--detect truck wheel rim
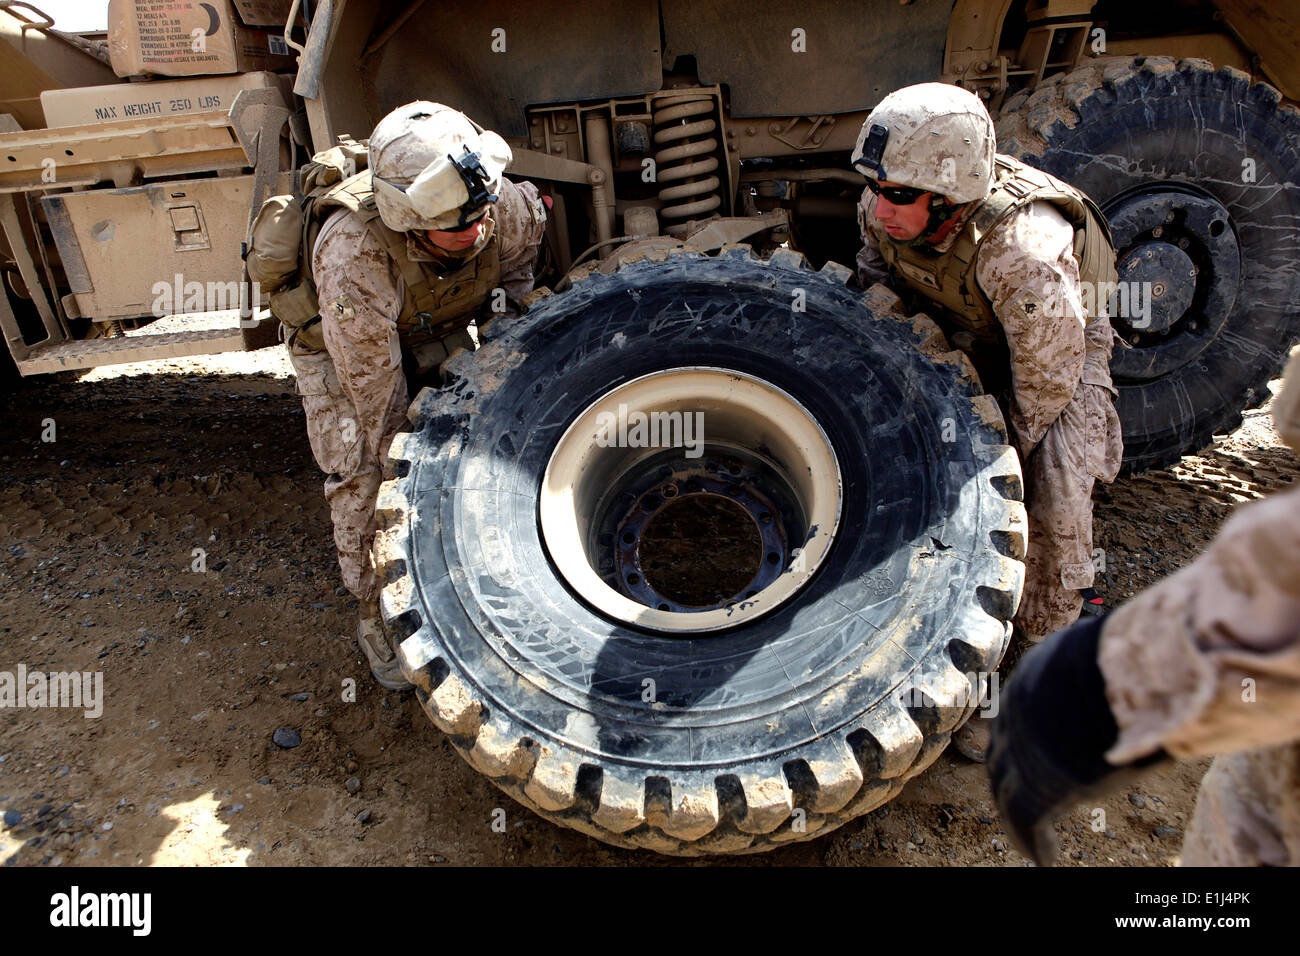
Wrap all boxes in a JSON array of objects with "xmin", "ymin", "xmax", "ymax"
[
  {"xmin": 1103, "ymin": 184, "xmax": 1241, "ymax": 381},
  {"xmin": 540, "ymin": 366, "xmax": 842, "ymax": 633}
]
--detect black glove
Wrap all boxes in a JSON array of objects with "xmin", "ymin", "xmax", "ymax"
[{"xmin": 987, "ymin": 613, "xmax": 1168, "ymax": 864}]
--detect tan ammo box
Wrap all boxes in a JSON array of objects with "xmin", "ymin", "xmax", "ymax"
[
  {"xmin": 107, "ymin": 0, "xmax": 297, "ymax": 78},
  {"xmin": 42, "ymin": 176, "xmax": 257, "ymax": 322},
  {"xmin": 40, "ymin": 71, "xmax": 287, "ymax": 127}
]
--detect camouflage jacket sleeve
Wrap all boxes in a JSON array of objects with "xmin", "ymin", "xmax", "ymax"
[
  {"xmin": 854, "ymin": 190, "xmax": 892, "ymax": 289},
  {"xmin": 311, "ymin": 209, "xmax": 409, "ymax": 464},
  {"xmin": 494, "ymin": 177, "xmax": 548, "ymax": 312},
  {"xmin": 975, "ymin": 201, "xmax": 1087, "ymax": 458},
  {"xmin": 1098, "ymin": 481, "xmax": 1300, "ymax": 764}
]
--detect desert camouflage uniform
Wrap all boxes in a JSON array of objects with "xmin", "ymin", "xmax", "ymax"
[
  {"xmin": 289, "ymin": 177, "xmax": 546, "ymax": 601},
  {"xmin": 858, "ymin": 193, "xmax": 1123, "ymax": 639},
  {"xmin": 1096, "ymin": 354, "xmax": 1300, "ymax": 864}
]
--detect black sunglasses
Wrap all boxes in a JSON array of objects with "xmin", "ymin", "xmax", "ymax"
[{"xmin": 863, "ymin": 178, "xmax": 928, "ymax": 205}]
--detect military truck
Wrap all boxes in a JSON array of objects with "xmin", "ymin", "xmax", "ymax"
[{"xmin": 2, "ymin": 0, "xmax": 1298, "ymax": 855}]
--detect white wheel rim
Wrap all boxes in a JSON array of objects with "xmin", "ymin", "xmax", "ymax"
[{"xmin": 539, "ymin": 367, "xmax": 842, "ymax": 633}]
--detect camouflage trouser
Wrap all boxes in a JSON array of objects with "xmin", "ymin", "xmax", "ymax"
[
  {"xmin": 288, "ymin": 337, "xmax": 402, "ymax": 603},
  {"xmin": 288, "ymin": 328, "xmax": 474, "ymax": 602},
  {"xmin": 1016, "ymin": 381, "xmax": 1115, "ymax": 639},
  {"xmin": 1182, "ymin": 744, "xmax": 1300, "ymax": 866}
]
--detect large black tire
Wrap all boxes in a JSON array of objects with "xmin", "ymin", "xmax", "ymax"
[
  {"xmin": 996, "ymin": 56, "xmax": 1300, "ymax": 473},
  {"xmin": 374, "ymin": 246, "xmax": 1025, "ymax": 855}
]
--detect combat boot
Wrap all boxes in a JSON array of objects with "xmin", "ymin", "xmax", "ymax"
[
  {"xmin": 1079, "ymin": 586, "xmax": 1106, "ymax": 616},
  {"xmin": 356, "ymin": 600, "xmax": 414, "ymax": 691}
]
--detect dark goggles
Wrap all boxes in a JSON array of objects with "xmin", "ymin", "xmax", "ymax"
[{"xmin": 863, "ymin": 177, "xmax": 929, "ymax": 206}]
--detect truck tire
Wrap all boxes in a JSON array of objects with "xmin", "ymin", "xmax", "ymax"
[
  {"xmin": 374, "ymin": 246, "xmax": 1025, "ymax": 855},
  {"xmin": 996, "ymin": 56, "xmax": 1300, "ymax": 472}
]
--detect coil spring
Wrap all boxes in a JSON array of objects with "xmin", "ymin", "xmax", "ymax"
[{"xmin": 652, "ymin": 94, "xmax": 721, "ymax": 221}]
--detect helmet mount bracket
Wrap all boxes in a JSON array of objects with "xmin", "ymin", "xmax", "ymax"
[
  {"xmin": 449, "ymin": 145, "xmax": 499, "ymax": 230},
  {"xmin": 856, "ymin": 123, "xmax": 890, "ymax": 178}
]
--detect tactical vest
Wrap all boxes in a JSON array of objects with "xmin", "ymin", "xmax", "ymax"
[
  {"xmin": 874, "ymin": 154, "xmax": 1118, "ymax": 348},
  {"xmin": 308, "ymin": 172, "xmax": 501, "ymax": 350}
]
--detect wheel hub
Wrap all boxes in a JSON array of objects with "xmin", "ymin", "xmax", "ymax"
[
  {"xmin": 1116, "ymin": 241, "xmax": 1197, "ymax": 333},
  {"xmin": 539, "ymin": 367, "xmax": 842, "ymax": 634},
  {"xmin": 611, "ymin": 456, "xmax": 791, "ymax": 612},
  {"xmin": 1102, "ymin": 186, "xmax": 1241, "ymax": 381}
]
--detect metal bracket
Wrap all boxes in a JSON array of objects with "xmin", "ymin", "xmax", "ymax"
[
  {"xmin": 679, "ymin": 211, "xmax": 790, "ymax": 252},
  {"xmin": 0, "ymin": 1, "xmax": 54, "ymax": 32},
  {"xmin": 229, "ymin": 87, "xmax": 292, "ymax": 230},
  {"xmin": 769, "ymin": 115, "xmax": 836, "ymax": 151},
  {"xmin": 0, "ymin": 194, "xmax": 63, "ymax": 347}
]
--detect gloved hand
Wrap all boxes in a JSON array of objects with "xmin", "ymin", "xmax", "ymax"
[{"xmin": 987, "ymin": 613, "xmax": 1167, "ymax": 864}]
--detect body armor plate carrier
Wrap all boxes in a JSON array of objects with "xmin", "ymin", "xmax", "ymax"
[{"xmin": 874, "ymin": 154, "xmax": 1118, "ymax": 350}]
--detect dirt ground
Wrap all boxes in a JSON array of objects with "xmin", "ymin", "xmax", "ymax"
[{"xmin": 0, "ymin": 341, "xmax": 1292, "ymax": 867}]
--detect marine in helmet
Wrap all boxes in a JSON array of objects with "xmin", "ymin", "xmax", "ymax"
[
  {"xmin": 287, "ymin": 102, "xmax": 547, "ymax": 689},
  {"xmin": 852, "ymin": 83, "xmax": 1124, "ymax": 760}
]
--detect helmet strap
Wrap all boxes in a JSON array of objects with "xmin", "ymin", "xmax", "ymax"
[{"xmin": 892, "ymin": 196, "xmax": 964, "ymax": 247}]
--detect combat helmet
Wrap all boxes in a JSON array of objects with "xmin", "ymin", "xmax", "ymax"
[
  {"xmin": 851, "ymin": 83, "xmax": 995, "ymax": 205},
  {"xmin": 369, "ymin": 101, "xmax": 513, "ymax": 234}
]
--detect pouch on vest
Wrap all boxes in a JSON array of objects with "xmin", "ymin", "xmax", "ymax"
[
  {"xmin": 244, "ymin": 136, "xmax": 371, "ymax": 348},
  {"xmin": 269, "ymin": 282, "xmax": 320, "ymax": 330},
  {"xmin": 246, "ymin": 188, "xmax": 322, "ymax": 341},
  {"xmin": 287, "ymin": 317, "xmax": 326, "ymax": 353},
  {"xmin": 299, "ymin": 138, "xmax": 369, "ymax": 195},
  {"xmin": 245, "ymin": 195, "xmax": 303, "ymax": 295}
]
